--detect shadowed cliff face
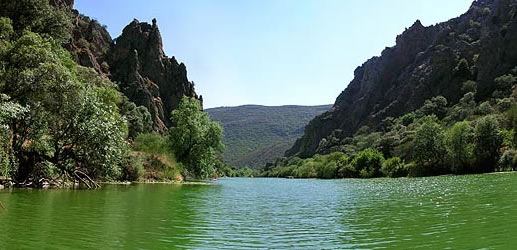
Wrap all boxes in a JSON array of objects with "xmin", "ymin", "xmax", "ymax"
[
  {"xmin": 56, "ymin": 1, "xmax": 200, "ymax": 132},
  {"xmin": 288, "ymin": 0, "xmax": 517, "ymax": 158},
  {"xmin": 109, "ymin": 19, "xmax": 200, "ymax": 131}
]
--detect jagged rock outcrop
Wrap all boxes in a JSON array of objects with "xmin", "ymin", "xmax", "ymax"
[
  {"xmin": 67, "ymin": 14, "xmax": 113, "ymax": 75},
  {"xmin": 288, "ymin": 0, "xmax": 517, "ymax": 157},
  {"xmin": 50, "ymin": 0, "xmax": 112, "ymax": 75},
  {"xmin": 109, "ymin": 19, "xmax": 200, "ymax": 131},
  {"xmin": 54, "ymin": 2, "xmax": 201, "ymax": 132}
]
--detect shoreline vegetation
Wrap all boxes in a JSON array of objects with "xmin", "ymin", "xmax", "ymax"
[
  {"xmin": 245, "ymin": 77, "xmax": 517, "ymax": 180},
  {"xmin": 0, "ymin": 1, "xmax": 228, "ymax": 189}
]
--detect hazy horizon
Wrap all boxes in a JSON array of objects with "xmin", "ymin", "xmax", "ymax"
[{"xmin": 76, "ymin": 0, "xmax": 473, "ymax": 109}]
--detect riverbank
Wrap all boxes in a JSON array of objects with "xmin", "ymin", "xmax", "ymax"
[{"xmin": 0, "ymin": 177, "xmax": 213, "ymax": 190}]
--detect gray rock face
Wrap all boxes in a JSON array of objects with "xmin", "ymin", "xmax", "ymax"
[
  {"xmin": 288, "ymin": 0, "xmax": 517, "ymax": 157},
  {"xmin": 66, "ymin": 13, "xmax": 113, "ymax": 76}
]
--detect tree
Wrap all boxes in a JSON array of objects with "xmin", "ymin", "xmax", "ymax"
[
  {"xmin": 474, "ymin": 116, "xmax": 503, "ymax": 173},
  {"xmin": 446, "ymin": 121, "xmax": 474, "ymax": 173},
  {"xmin": 382, "ymin": 157, "xmax": 407, "ymax": 178},
  {"xmin": 0, "ymin": 0, "xmax": 73, "ymax": 43},
  {"xmin": 120, "ymin": 99, "xmax": 153, "ymax": 139},
  {"xmin": 169, "ymin": 97, "xmax": 224, "ymax": 179},
  {"xmin": 350, "ymin": 148, "xmax": 384, "ymax": 178},
  {"xmin": 0, "ymin": 94, "xmax": 27, "ymax": 178},
  {"xmin": 0, "ymin": 15, "xmax": 129, "ymax": 185},
  {"xmin": 419, "ymin": 96, "xmax": 448, "ymax": 119},
  {"xmin": 413, "ymin": 116, "xmax": 447, "ymax": 175}
]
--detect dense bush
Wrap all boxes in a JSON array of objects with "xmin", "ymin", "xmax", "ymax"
[
  {"xmin": 351, "ymin": 149, "xmax": 385, "ymax": 178},
  {"xmin": 446, "ymin": 121, "xmax": 475, "ymax": 174},
  {"xmin": 121, "ymin": 154, "xmax": 144, "ymax": 181},
  {"xmin": 413, "ymin": 116, "xmax": 447, "ymax": 175},
  {"xmin": 474, "ymin": 116, "xmax": 503, "ymax": 172},
  {"xmin": 382, "ymin": 157, "xmax": 407, "ymax": 178}
]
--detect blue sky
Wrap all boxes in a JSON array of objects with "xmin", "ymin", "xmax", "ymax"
[{"xmin": 76, "ymin": 0, "xmax": 473, "ymax": 108}]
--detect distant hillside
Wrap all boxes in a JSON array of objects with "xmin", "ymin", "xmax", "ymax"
[{"xmin": 206, "ymin": 105, "xmax": 331, "ymax": 168}]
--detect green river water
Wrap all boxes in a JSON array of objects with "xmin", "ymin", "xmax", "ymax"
[{"xmin": 1, "ymin": 174, "xmax": 517, "ymax": 249}]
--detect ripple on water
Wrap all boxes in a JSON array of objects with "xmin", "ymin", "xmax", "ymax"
[{"xmin": 1, "ymin": 174, "xmax": 517, "ymax": 248}]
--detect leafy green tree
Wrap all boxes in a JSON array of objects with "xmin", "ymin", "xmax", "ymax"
[
  {"xmin": 316, "ymin": 162, "xmax": 338, "ymax": 179},
  {"xmin": 0, "ymin": 0, "xmax": 73, "ymax": 43},
  {"xmin": 446, "ymin": 121, "xmax": 474, "ymax": 173},
  {"xmin": 350, "ymin": 148, "xmax": 384, "ymax": 178},
  {"xmin": 120, "ymin": 99, "xmax": 153, "ymax": 139},
  {"xmin": 413, "ymin": 116, "xmax": 447, "ymax": 175},
  {"xmin": 0, "ymin": 15, "xmax": 129, "ymax": 184},
  {"xmin": 498, "ymin": 149, "xmax": 517, "ymax": 171},
  {"xmin": 169, "ymin": 97, "xmax": 224, "ymax": 179},
  {"xmin": 419, "ymin": 96, "xmax": 448, "ymax": 119},
  {"xmin": 381, "ymin": 157, "xmax": 407, "ymax": 178},
  {"xmin": 461, "ymin": 80, "xmax": 477, "ymax": 94},
  {"xmin": 506, "ymin": 104, "xmax": 517, "ymax": 130},
  {"xmin": 475, "ymin": 101, "xmax": 494, "ymax": 115},
  {"xmin": 0, "ymin": 94, "xmax": 27, "ymax": 177},
  {"xmin": 474, "ymin": 116, "xmax": 503, "ymax": 173}
]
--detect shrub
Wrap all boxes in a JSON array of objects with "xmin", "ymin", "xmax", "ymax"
[
  {"xmin": 498, "ymin": 149, "xmax": 517, "ymax": 171},
  {"xmin": 382, "ymin": 157, "xmax": 407, "ymax": 178},
  {"xmin": 419, "ymin": 96, "xmax": 448, "ymax": 119},
  {"xmin": 407, "ymin": 162, "xmax": 427, "ymax": 177},
  {"xmin": 474, "ymin": 116, "xmax": 503, "ymax": 172},
  {"xmin": 133, "ymin": 133, "xmax": 169, "ymax": 155},
  {"xmin": 337, "ymin": 164, "xmax": 359, "ymax": 178},
  {"xmin": 446, "ymin": 121, "xmax": 475, "ymax": 174},
  {"xmin": 413, "ymin": 116, "xmax": 447, "ymax": 173},
  {"xmin": 121, "ymin": 154, "xmax": 144, "ymax": 181},
  {"xmin": 317, "ymin": 162, "xmax": 338, "ymax": 179},
  {"xmin": 350, "ymin": 148, "xmax": 385, "ymax": 178},
  {"xmin": 462, "ymin": 80, "xmax": 477, "ymax": 94},
  {"xmin": 470, "ymin": 20, "xmax": 481, "ymax": 28}
]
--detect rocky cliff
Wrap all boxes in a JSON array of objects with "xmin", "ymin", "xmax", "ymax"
[
  {"xmin": 288, "ymin": 0, "xmax": 517, "ymax": 157},
  {"xmin": 53, "ymin": 1, "xmax": 200, "ymax": 132},
  {"xmin": 110, "ymin": 19, "xmax": 200, "ymax": 131}
]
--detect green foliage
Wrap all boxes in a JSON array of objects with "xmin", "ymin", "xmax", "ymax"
[
  {"xmin": 121, "ymin": 99, "xmax": 153, "ymax": 139},
  {"xmin": 0, "ymin": 0, "xmax": 73, "ymax": 43},
  {"xmin": 121, "ymin": 154, "xmax": 144, "ymax": 181},
  {"xmin": 446, "ymin": 121, "xmax": 475, "ymax": 173},
  {"xmin": 474, "ymin": 116, "xmax": 503, "ymax": 172},
  {"xmin": 0, "ymin": 5, "xmax": 134, "ymax": 185},
  {"xmin": 494, "ymin": 74, "xmax": 516, "ymax": 97},
  {"xmin": 454, "ymin": 58, "xmax": 471, "ymax": 76},
  {"xmin": 413, "ymin": 116, "xmax": 447, "ymax": 174},
  {"xmin": 476, "ymin": 101, "xmax": 494, "ymax": 115},
  {"xmin": 462, "ymin": 80, "xmax": 477, "ymax": 94},
  {"xmin": 469, "ymin": 20, "xmax": 482, "ymax": 29},
  {"xmin": 381, "ymin": 157, "xmax": 407, "ymax": 178},
  {"xmin": 133, "ymin": 133, "xmax": 170, "ymax": 155},
  {"xmin": 350, "ymin": 148, "xmax": 384, "ymax": 178},
  {"xmin": 419, "ymin": 96, "xmax": 448, "ymax": 119},
  {"xmin": 169, "ymin": 97, "xmax": 224, "ymax": 179},
  {"xmin": 498, "ymin": 149, "xmax": 517, "ymax": 171}
]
